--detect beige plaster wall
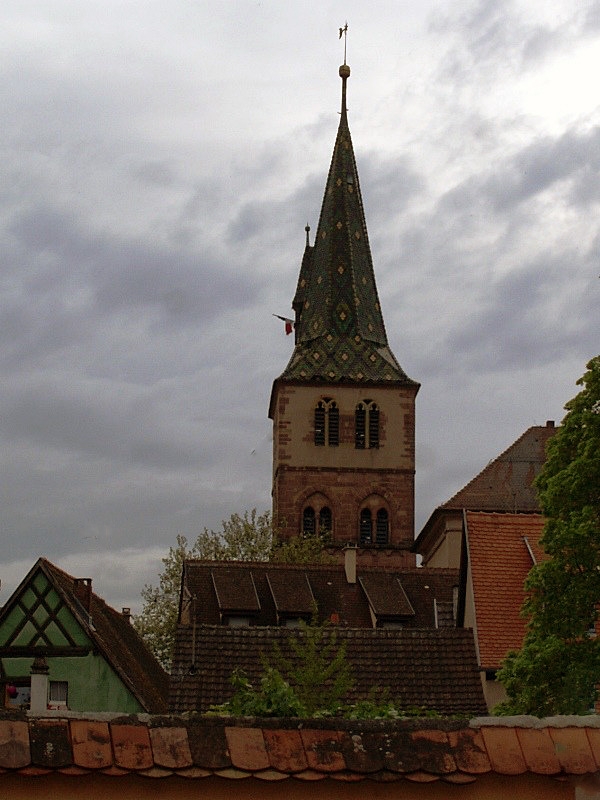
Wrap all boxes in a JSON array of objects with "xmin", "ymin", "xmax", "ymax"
[{"xmin": 272, "ymin": 384, "xmax": 416, "ymax": 473}]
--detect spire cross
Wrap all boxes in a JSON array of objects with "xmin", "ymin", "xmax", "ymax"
[{"xmin": 339, "ymin": 22, "xmax": 348, "ymax": 65}]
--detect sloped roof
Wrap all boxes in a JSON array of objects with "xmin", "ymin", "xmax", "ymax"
[
  {"xmin": 181, "ymin": 560, "xmax": 459, "ymax": 629},
  {"xmin": 168, "ymin": 626, "xmax": 486, "ymax": 715},
  {"xmin": 275, "ymin": 65, "xmax": 417, "ymax": 388},
  {"xmin": 0, "ymin": 558, "xmax": 168, "ymax": 712},
  {"xmin": 444, "ymin": 423, "xmax": 557, "ymax": 513},
  {"xmin": 4, "ymin": 713, "xmax": 600, "ymax": 784},
  {"xmin": 466, "ymin": 512, "xmax": 547, "ymax": 670}
]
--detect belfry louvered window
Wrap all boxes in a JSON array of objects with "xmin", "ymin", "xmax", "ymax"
[
  {"xmin": 314, "ymin": 399, "xmax": 338, "ymax": 446},
  {"xmin": 314, "ymin": 403, "xmax": 326, "ymax": 446},
  {"xmin": 368, "ymin": 404, "xmax": 380, "ymax": 449},
  {"xmin": 375, "ymin": 509, "xmax": 389, "ymax": 545},
  {"xmin": 355, "ymin": 402, "xmax": 379, "ymax": 449},
  {"xmin": 355, "ymin": 404, "xmax": 366, "ymax": 449}
]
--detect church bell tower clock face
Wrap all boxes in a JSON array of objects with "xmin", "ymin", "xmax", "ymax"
[{"xmin": 269, "ymin": 62, "xmax": 419, "ymax": 566}]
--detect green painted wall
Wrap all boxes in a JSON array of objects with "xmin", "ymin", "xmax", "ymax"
[{"xmin": 2, "ymin": 654, "xmax": 144, "ymax": 713}]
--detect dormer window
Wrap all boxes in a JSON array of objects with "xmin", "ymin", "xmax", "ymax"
[
  {"xmin": 314, "ymin": 400, "xmax": 339, "ymax": 446},
  {"xmin": 355, "ymin": 402, "xmax": 379, "ymax": 449}
]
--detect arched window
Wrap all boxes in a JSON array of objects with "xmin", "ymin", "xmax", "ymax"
[
  {"xmin": 303, "ymin": 507, "xmax": 315, "ymax": 536},
  {"xmin": 355, "ymin": 401, "xmax": 380, "ymax": 449},
  {"xmin": 314, "ymin": 403, "xmax": 325, "ymax": 446},
  {"xmin": 369, "ymin": 404, "xmax": 380, "ymax": 449},
  {"xmin": 359, "ymin": 509, "xmax": 372, "ymax": 544},
  {"xmin": 375, "ymin": 509, "xmax": 389, "ymax": 545},
  {"xmin": 355, "ymin": 404, "xmax": 366, "ymax": 449},
  {"xmin": 319, "ymin": 506, "xmax": 332, "ymax": 535},
  {"xmin": 328, "ymin": 403, "xmax": 339, "ymax": 446},
  {"xmin": 314, "ymin": 399, "xmax": 339, "ymax": 446}
]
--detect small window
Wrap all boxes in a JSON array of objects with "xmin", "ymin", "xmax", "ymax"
[
  {"xmin": 48, "ymin": 680, "xmax": 68, "ymax": 709},
  {"xmin": 355, "ymin": 404, "xmax": 366, "ymax": 449},
  {"xmin": 303, "ymin": 506, "xmax": 316, "ymax": 536},
  {"xmin": 375, "ymin": 509, "xmax": 389, "ymax": 545},
  {"xmin": 227, "ymin": 616, "xmax": 251, "ymax": 627},
  {"xmin": 359, "ymin": 509, "xmax": 372, "ymax": 544},
  {"xmin": 4, "ymin": 682, "xmax": 30, "ymax": 710}
]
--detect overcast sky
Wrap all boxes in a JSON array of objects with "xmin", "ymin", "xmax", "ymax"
[{"xmin": 1, "ymin": 0, "xmax": 598, "ymax": 612}]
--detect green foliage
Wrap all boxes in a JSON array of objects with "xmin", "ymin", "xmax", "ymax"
[
  {"xmin": 497, "ymin": 356, "xmax": 600, "ymax": 715},
  {"xmin": 134, "ymin": 509, "xmax": 273, "ymax": 669},
  {"xmin": 210, "ymin": 668, "xmax": 306, "ymax": 718},
  {"xmin": 212, "ymin": 620, "xmax": 354, "ymax": 718},
  {"xmin": 271, "ymin": 530, "xmax": 335, "ymax": 565},
  {"xmin": 134, "ymin": 509, "xmax": 332, "ymax": 670},
  {"xmin": 272, "ymin": 620, "xmax": 354, "ymax": 716}
]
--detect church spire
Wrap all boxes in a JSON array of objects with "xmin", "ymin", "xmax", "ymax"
[{"xmin": 281, "ymin": 64, "xmax": 416, "ymax": 386}]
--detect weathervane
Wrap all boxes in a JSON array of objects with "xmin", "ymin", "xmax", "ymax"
[{"xmin": 339, "ymin": 22, "xmax": 348, "ymax": 65}]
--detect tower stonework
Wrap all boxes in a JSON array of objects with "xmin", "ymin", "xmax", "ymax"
[{"xmin": 269, "ymin": 65, "xmax": 419, "ymax": 567}]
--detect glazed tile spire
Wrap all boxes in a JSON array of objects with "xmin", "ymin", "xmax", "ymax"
[{"xmin": 281, "ymin": 64, "xmax": 416, "ymax": 385}]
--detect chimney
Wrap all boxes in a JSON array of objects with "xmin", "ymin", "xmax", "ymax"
[
  {"xmin": 29, "ymin": 656, "xmax": 49, "ymax": 714},
  {"xmin": 121, "ymin": 607, "xmax": 131, "ymax": 623},
  {"xmin": 546, "ymin": 420, "xmax": 555, "ymax": 428},
  {"xmin": 344, "ymin": 546, "xmax": 357, "ymax": 584},
  {"xmin": 73, "ymin": 578, "xmax": 92, "ymax": 612}
]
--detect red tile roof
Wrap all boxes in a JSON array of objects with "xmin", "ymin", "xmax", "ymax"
[
  {"xmin": 2, "ymin": 713, "xmax": 600, "ymax": 784},
  {"xmin": 169, "ymin": 626, "xmax": 487, "ymax": 715},
  {"xmin": 466, "ymin": 512, "xmax": 547, "ymax": 669}
]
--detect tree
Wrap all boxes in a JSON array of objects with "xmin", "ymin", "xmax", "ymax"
[
  {"xmin": 497, "ymin": 356, "xmax": 600, "ymax": 715},
  {"xmin": 134, "ymin": 509, "xmax": 331, "ymax": 670},
  {"xmin": 134, "ymin": 509, "xmax": 273, "ymax": 669},
  {"xmin": 210, "ymin": 619, "xmax": 354, "ymax": 718}
]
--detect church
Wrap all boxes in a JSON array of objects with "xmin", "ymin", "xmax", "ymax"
[{"xmin": 269, "ymin": 61, "xmax": 419, "ymax": 568}]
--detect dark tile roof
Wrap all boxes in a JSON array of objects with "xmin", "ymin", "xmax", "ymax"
[
  {"xmin": 465, "ymin": 512, "xmax": 547, "ymax": 670},
  {"xmin": 3, "ymin": 712, "xmax": 600, "ymax": 785},
  {"xmin": 0, "ymin": 558, "xmax": 168, "ymax": 712},
  {"xmin": 443, "ymin": 423, "xmax": 557, "ymax": 513},
  {"xmin": 168, "ymin": 626, "xmax": 486, "ymax": 715},
  {"xmin": 182, "ymin": 560, "xmax": 459, "ymax": 629},
  {"xmin": 274, "ymin": 68, "xmax": 417, "ymax": 388}
]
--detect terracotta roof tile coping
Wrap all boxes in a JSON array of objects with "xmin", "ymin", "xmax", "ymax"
[{"xmin": 3, "ymin": 713, "xmax": 600, "ymax": 783}]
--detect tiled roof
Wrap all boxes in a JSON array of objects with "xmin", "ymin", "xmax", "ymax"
[
  {"xmin": 0, "ymin": 558, "xmax": 168, "ymax": 712},
  {"xmin": 444, "ymin": 423, "xmax": 557, "ymax": 513},
  {"xmin": 169, "ymin": 626, "xmax": 486, "ymax": 715},
  {"xmin": 182, "ymin": 560, "xmax": 459, "ymax": 629},
  {"xmin": 466, "ymin": 512, "xmax": 547, "ymax": 670},
  {"xmin": 275, "ymin": 67, "xmax": 416, "ymax": 388},
  {"xmin": 3, "ymin": 713, "xmax": 600, "ymax": 784}
]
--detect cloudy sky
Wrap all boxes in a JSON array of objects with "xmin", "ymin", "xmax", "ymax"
[{"xmin": 1, "ymin": 0, "xmax": 598, "ymax": 611}]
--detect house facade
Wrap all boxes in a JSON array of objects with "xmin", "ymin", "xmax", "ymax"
[{"xmin": 0, "ymin": 558, "xmax": 167, "ymax": 713}]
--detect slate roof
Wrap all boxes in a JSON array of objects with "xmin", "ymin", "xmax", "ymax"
[
  {"xmin": 443, "ymin": 423, "xmax": 557, "ymax": 513},
  {"xmin": 275, "ymin": 65, "xmax": 417, "ymax": 388},
  {"xmin": 0, "ymin": 558, "xmax": 168, "ymax": 713},
  {"xmin": 465, "ymin": 512, "xmax": 547, "ymax": 670},
  {"xmin": 181, "ymin": 560, "xmax": 459, "ymax": 629},
  {"xmin": 4, "ymin": 713, "xmax": 600, "ymax": 785},
  {"xmin": 168, "ymin": 626, "xmax": 486, "ymax": 715}
]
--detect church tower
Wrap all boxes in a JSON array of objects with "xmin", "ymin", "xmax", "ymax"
[{"xmin": 269, "ymin": 63, "xmax": 419, "ymax": 566}]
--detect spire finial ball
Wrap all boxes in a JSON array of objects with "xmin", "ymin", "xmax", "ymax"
[{"xmin": 339, "ymin": 64, "xmax": 350, "ymax": 79}]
